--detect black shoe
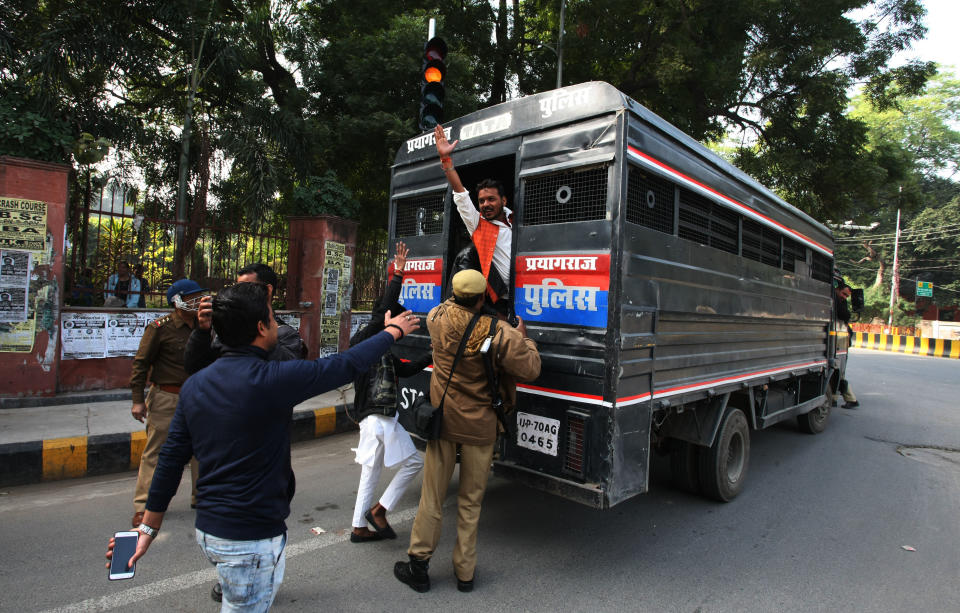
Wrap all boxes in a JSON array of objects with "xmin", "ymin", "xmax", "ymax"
[
  {"xmin": 457, "ymin": 576, "xmax": 474, "ymax": 593},
  {"xmin": 366, "ymin": 509, "xmax": 397, "ymax": 539},
  {"xmin": 842, "ymin": 401, "xmax": 859, "ymax": 409},
  {"xmin": 211, "ymin": 582, "xmax": 222, "ymax": 602},
  {"xmin": 350, "ymin": 531, "xmax": 383, "ymax": 543},
  {"xmin": 394, "ymin": 555, "xmax": 430, "ymax": 593}
]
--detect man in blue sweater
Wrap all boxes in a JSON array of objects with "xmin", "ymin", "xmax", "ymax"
[{"xmin": 106, "ymin": 282, "xmax": 420, "ymax": 611}]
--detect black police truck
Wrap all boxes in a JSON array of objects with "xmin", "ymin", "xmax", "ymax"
[{"xmin": 388, "ymin": 82, "xmax": 847, "ymax": 508}]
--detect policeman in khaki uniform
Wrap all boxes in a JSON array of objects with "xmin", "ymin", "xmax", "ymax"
[
  {"xmin": 395, "ymin": 270, "xmax": 541, "ymax": 594},
  {"xmin": 130, "ymin": 279, "xmax": 206, "ymax": 528}
]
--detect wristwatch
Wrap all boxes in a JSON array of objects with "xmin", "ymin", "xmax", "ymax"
[{"xmin": 137, "ymin": 523, "xmax": 159, "ymax": 538}]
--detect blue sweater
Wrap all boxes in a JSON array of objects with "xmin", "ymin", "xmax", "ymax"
[{"xmin": 146, "ymin": 331, "xmax": 395, "ymax": 541}]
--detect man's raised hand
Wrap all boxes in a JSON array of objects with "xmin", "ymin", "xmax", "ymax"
[
  {"xmin": 384, "ymin": 309, "xmax": 420, "ymax": 339},
  {"xmin": 434, "ymin": 124, "xmax": 458, "ymax": 158},
  {"xmin": 395, "ymin": 242, "xmax": 409, "ymax": 273}
]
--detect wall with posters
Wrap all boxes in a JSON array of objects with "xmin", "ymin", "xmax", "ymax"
[
  {"xmin": 0, "ymin": 157, "xmax": 69, "ymax": 397},
  {"xmin": 57, "ymin": 308, "xmax": 304, "ymax": 392}
]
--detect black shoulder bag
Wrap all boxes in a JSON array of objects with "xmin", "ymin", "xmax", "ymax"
[
  {"xmin": 480, "ymin": 317, "xmax": 514, "ymax": 439},
  {"xmin": 407, "ymin": 312, "xmax": 483, "ymax": 440}
]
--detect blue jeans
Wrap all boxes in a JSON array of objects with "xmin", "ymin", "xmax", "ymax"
[{"xmin": 196, "ymin": 529, "xmax": 286, "ymax": 612}]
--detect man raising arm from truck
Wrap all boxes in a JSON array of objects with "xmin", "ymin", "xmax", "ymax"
[{"xmin": 434, "ymin": 124, "xmax": 513, "ymax": 316}]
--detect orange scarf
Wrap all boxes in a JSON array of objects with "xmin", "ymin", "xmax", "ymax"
[{"xmin": 471, "ymin": 220, "xmax": 500, "ymax": 302}]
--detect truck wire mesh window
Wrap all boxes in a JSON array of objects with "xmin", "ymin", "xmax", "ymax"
[
  {"xmin": 811, "ymin": 251, "xmax": 832, "ymax": 282},
  {"xmin": 742, "ymin": 218, "xmax": 781, "ymax": 267},
  {"xmin": 394, "ymin": 192, "xmax": 445, "ymax": 237},
  {"xmin": 782, "ymin": 238, "xmax": 806, "ymax": 273},
  {"xmin": 522, "ymin": 165, "xmax": 608, "ymax": 225},
  {"xmin": 626, "ymin": 166, "xmax": 675, "ymax": 234},
  {"xmin": 677, "ymin": 188, "xmax": 738, "ymax": 255}
]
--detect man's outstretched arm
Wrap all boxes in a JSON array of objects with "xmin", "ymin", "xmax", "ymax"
[{"xmin": 435, "ymin": 124, "xmax": 466, "ymax": 193}]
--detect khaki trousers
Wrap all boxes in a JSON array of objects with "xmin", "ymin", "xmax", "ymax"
[
  {"xmin": 408, "ymin": 438, "xmax": 495, "ymax": 582},
  {"xmin": 133, "ymin": 387, "xmax": 198, "ymax": 512}
]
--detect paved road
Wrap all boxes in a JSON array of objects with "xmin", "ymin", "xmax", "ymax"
[{"xmin": 1, "ymin": 349, "xmax": 957, "ymax": 612}]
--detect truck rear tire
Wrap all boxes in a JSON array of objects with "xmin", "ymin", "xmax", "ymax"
[
  {"xmin": 698, "ymin": 407, "xmax": 750, "ymax": 502},
  {"xmin": 797, "ymin": 401, "xmax": 830, "ymax": 434},
  {"xmin": 669, "ymin": 440, "xmax": 701, "ymax": 494}
]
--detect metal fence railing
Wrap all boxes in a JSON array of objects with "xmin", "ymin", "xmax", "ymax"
[{"xmin": 66, "ymin": 181, "xmax": 289, "ymax": 308}]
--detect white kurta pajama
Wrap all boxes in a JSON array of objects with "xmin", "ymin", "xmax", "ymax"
[{"xmin": 352, "ymin": 413, "xmax": 423, "ymax": 528}]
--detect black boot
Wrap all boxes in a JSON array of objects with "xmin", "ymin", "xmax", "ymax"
[{"xmin": 394, "ymin": 555, "xmax": 430, "ymax": 593}]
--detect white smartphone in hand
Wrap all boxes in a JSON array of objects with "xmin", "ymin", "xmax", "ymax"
[{"xmin": 108, "ymin": 531, "xmax": 138, "ymax": 580}]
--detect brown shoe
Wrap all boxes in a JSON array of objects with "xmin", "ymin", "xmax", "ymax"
[{"xmin": 131, "ymin": 511, "xmax": 144, "ymax": 528}]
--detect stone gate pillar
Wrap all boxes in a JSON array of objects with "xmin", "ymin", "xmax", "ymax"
[{"xmin": 286, "ymin": 215, "xmax": 358, "ymax": 359}]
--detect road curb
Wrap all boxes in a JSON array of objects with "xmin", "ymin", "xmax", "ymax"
[
  {"xmin": 0, "ymin": 403, "xmax": 359, "ymax": 488},
  {"xmin": 852, "ymin": 333, "xmax": 960, "ymax": 359},
  {"xmin": 0, "ymin": 390, "xmax": 130, "ymax": 410}
]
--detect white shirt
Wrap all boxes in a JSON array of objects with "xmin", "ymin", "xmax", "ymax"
[{"xmin": 453, "ymin": 189, "xmax": 513, "ymax": 284}]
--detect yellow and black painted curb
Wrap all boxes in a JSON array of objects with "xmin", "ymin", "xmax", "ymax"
[
  {"xmin": 0, "ymin": 403, "xmax": 357, "ymax": 489},
  {"xmin": 852, "ymin": 332, "xmax": 960, "ymax": 359}
]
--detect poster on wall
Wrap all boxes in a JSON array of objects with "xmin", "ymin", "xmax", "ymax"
[
  {"xmin": 278, "ymin": 312, "xmax": 301, "ymax": 332},
  {"xmin": 0, "ymin": 250, "xmax": 31, "ymax": 323},
  {"xmin": 0, "ymin": 198, "xmax": 47, "ymax": 252},
  {"xmin": 350, "ymin": 313, "xmax": 372, "ymax": 338},
  {"xmin": 320, "ymin": 240, "xmax": 346, "ymax": 351},
  {"xmin": 105, "ymin": 312, "xmax": 146, "ymax": 357},
  {"xmin": 340, "ymin": 255, "xmax": 353, "ymax": 312},
  {"xmin": 0, "ymin": 319, "xmax": 36, "ymax": 352},
  {"xmin": 61, "ymin": 312, "xmax": 108, "ymax": 359}
]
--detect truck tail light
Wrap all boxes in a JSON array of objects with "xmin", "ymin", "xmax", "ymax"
[{"xmin": 563, "ymin": 410, "xmax": 588, "ymax": 477}]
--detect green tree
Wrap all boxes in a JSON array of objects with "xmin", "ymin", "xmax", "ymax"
[{"xmin": 835, "ymin": 69, "xmax": 960, "ymax": 299}]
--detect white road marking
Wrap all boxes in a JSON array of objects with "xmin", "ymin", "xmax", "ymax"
[{"xmin": 39, "ymin": 503, "xmax": 435, "ymax": 613}]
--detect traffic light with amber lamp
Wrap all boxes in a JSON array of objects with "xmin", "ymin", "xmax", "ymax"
[{"xmin": 418, "ymin": 37, "xmax": 447, "ymax": 132}]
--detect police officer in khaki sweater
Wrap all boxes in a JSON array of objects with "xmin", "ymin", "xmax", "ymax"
[
  {"xmin": 395, "ymin": 269, "xmax": 541, "ymax": 593},
  {"xmin": 129, "ymin": 279, "xmax": 205, "ymax": 528}
]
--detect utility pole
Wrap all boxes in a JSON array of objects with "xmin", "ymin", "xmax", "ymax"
[
  {"xmin": 557, "ymin": 0, "xmax": 566, "ymax": 89},
  {"xmin": 887, "ymin": 207, "xmax": 901, "ymax": 329}
]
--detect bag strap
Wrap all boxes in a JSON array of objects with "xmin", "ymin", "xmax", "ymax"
[
  {"xmin": 480, "ymin": 317, "xmax": 513, "ymax": 439},
  {"xmin": 437, "ymin": 311, "xmax": 483, "ymax": 409}
]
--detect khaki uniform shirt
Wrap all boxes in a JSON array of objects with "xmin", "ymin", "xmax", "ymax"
[
  {"xmin": 130, "ymin": 310, "xmax": 194, "ymax": 403},
  {"xmin": 427, "ymin": 299, "xmax": 541, "ymax": 446}
]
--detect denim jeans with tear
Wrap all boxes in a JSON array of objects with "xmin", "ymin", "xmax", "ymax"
[{"xmin": 196, "ymin": 529, "xmax": 286, "ymax": 612}]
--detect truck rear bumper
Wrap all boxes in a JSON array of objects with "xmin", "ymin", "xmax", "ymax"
[{"xmin": 493, "ymin": 460, "xmax": 606, "ymax": 508}]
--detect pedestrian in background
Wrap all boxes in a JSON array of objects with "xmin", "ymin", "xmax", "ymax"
[
  {"xmin": 348, "ymin": 242, "xmax": 430, "ymax": 543},
  {"xmin": 134, "ymin": 263, "xmax": 150, "ymax": 308},
  {"xmin": 107, "ymin": 282, "xmax": 420, "ymax": 612},
  {"xmin": 129, "ymin": 279, "xmax": 206, "ymax": 528},
  {"xmin": 394, "ymin": 269, "xmax": 541, "ymax": 593},
  {"xmin": 104, "ymin": 261, "xmax": 141, "ymax": 308}
]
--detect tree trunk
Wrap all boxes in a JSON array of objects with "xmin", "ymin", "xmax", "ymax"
[
  {"xmin": 857, "ymin": 241, "xmax": 886, "ymax": 288},
  {"xmin": 173, "ymin": 85, "xmax": 195, "ymax": 280},
  {"xmin": 182, "ymin": 128, "xmax": 210, "ymax": 280}
]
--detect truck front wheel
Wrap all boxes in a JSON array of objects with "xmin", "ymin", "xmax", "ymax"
[{"xmin": 699, "ymin": 407, "xmax": 750, "ymax": 502}]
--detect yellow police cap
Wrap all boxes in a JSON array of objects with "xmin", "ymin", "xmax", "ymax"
[{"xmin": 452, "ymin": 269, "xmax": 486, "ymax": 298}]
